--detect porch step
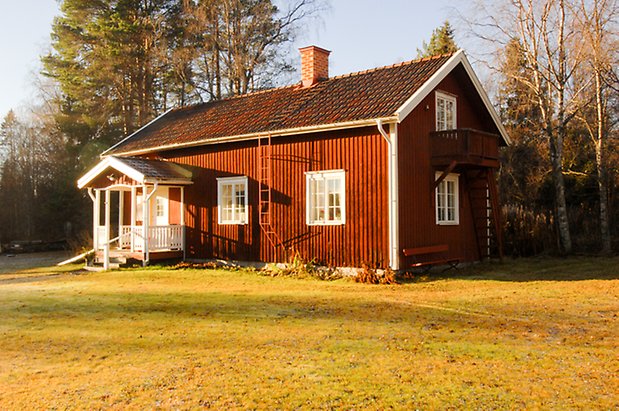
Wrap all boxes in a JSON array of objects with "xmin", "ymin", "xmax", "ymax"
[
  {"xmin": 84, "ymin": 265, "xmax": 106, "ymax": 272},
  {"xmin": 95, "ymin": 256, "xmax": 127, "ymax": 265}
]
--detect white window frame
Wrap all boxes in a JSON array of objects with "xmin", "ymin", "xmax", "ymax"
[
  {"xmin": 435, "ymin": 172, "xmax": 460, "ymax": 225},
  {"xmin": 217, "ymin": 176, "xmax": 248, "ymax": 225},
  {"xmin": 305, "ymin": 170, "xmax": 346, "ymax": 226},
  {"xmin": 436, "ymin": 91, "xmax": 457, "ymax": 131}
]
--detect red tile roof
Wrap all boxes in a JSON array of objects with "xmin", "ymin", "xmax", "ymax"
[{"xmin": 107, "ymin": 54, "xmax": 453, "ymax": 155}]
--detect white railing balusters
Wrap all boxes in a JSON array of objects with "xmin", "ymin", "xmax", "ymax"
[{"xmin": 106, "ymin": 225, "xmax": 183, "ymax": 252}]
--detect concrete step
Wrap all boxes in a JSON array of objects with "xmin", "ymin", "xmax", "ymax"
[{"xmin": 84, "ymin": 265, "xmax": 105, "ymax": 272}]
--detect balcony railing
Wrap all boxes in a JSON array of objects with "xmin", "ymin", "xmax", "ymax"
[{"xmin": 430, "ymin": 128, "xmax": 500, "ymax": 167}]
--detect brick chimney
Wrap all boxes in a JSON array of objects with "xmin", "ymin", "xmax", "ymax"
[{"xmin": 299, "ymin": 46, "xmax": 330, "ymax": 87}]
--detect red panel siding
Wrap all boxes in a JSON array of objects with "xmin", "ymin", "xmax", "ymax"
[
  {"xmin": 122, "ymin": 191, "xmax": 132, "ymax": 225},
  {"xmin": 397, "ymin": 70, "xmax": 497, "ymax": 264},
  {"xmin": 169, "ymin": 187, "xmax": 181, "ymax": 225},
  {"xmin": 159, "ymin": 127, "xmax": 389, "ymax": 267}
]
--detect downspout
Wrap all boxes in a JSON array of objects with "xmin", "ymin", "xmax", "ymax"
[{"xmin": 377, "ymin": 120, "xmax": 400, "ymax": 270}]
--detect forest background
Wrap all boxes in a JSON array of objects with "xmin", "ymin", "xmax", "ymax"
[{"xmin": 0, "ymin": 0, "xmax": 617, "ymax": 258}]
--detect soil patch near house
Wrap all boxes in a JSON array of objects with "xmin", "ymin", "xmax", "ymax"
[{"xmin": 0, "ymin": 257, "xmax": 617, "ymax": 409}]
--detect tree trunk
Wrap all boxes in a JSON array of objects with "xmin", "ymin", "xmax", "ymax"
[
  {"xmin": 553, "ymin": 0, "xmax": 572, "ymax": 255},
  {"xmin": 594, "ymin": 70, "xmax": 611, "ymax": 253},
  {"xmin": 549, "ymin": 130, "xmax": 572, "ymax": 254}
]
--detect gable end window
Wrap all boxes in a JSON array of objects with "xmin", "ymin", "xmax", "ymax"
[
  {"xmin": 435, "ymin": 172, "xmax": 459, "ymax": 225},
  {"xmin": 436, "ymin": 91, "xmax": 457, "ymax": 131},
  {"xmin": 306, "ymin": 170, "xmax": 345, "ymax": 225},
  {"xmin": 217, "ymin": 176, "xmax": 248, "ymax": 225}
]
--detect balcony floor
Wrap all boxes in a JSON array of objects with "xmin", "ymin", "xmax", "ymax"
[{"xmin": 431, "ymin": 155, "xmax": 499, "ymax": 169}]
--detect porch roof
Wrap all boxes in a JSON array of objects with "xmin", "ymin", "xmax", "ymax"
[{"xmin": 77, "ymin": 156, "xmax": 192, "ymax": 189}]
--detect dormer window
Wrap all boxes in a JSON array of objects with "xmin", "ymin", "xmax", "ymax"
[{"xmin": 436, "ymin": 91, "xmax": 457, "ymax": 131}]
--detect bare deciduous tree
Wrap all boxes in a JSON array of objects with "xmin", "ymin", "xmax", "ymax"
[
  {"xmin": 572, "ymin": 0, "xmax": 619, "ymax": 253},
  {"xmin": 464, "ymin": 0, "xmax": 594, "ymax": 254}
]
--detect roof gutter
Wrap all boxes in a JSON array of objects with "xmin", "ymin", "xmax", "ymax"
[{"xmin": 106, "ymin": 116, "xmax": 399, "ymax": 157}]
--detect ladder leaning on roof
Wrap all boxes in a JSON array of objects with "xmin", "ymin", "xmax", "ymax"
[{"xmin": 258, "ymin": 134, "xmax": 287, "ymax": 260}]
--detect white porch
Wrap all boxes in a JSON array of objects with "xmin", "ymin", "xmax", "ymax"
[
  {"xmin": 78, "ymin": 156, "xmax": 193, "ymax": 269},
  {"xmin": 95, "ymin": 224, "xmax": 184, "ymax": 252}
]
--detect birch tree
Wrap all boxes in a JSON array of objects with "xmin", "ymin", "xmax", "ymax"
[
  {"xmin": 466, "ymin": 0, "xmax": 589, "ymax": 253},
  {"xmin": 572, "ymin": 0, "xmax": 619, "ymax": 253}
]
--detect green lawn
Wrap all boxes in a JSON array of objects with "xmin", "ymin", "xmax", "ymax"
[{"xmin": 0, "ymin": 258, "xmax": 617, "ymax": 409}]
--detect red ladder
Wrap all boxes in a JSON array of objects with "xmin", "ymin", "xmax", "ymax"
[{"xmin": 258, "ymin": 135, "xmax": 286, "ymax": 259}]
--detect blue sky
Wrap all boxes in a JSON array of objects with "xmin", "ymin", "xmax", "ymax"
[{"xmin": 0, "ymin": 0, "xmax": 456, "ymax": 119}]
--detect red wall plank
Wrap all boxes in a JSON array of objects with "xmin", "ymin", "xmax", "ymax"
[
  {"xmin": 159, "ymin": 126, "xmax": 390, "ymax": 267},
  {"xmin": 397, "ymin": 69, "xmax": 497, "ymax": 264}
]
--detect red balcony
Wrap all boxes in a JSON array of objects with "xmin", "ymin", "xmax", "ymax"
[{"xmin": 430, "ymin": 129, "xmax": 500, "ymax": 168}]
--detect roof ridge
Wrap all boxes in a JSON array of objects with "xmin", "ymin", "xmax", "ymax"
[
  {"xmin": 329, "ymin": 52, "xmax": 455, "ymax": 80},
  {"xmin": 166, "ymin": 53, "xmax": 455, "ymax": 115}
]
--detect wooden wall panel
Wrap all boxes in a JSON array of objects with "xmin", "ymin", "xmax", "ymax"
[
  {"xmin": 159, "ymin": 126, "xmax": 390, "ymax": 267},
  {"xmin": 169, "ymin": 187, "xmax": 181, "ymax": 225},
  {"xmin": 397, "ymin": 69, "xmax": 497, "ymax": 264},
  {"xmin": 122, "ymin": 191, "xmax": 132, "ymax": 225}
]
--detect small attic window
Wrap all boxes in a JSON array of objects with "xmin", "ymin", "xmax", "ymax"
[{"xmin": 436, "ymin": 91, "xmax": 457, "ymax": 131}]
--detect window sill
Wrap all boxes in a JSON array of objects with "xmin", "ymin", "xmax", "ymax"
[
  {"xmin": 307, "ymin": 221, "xmax": 345, "ymax": 226},
  {"xmin": 436, "ymin": 221, "xmax": 459, "ymax": 226}
]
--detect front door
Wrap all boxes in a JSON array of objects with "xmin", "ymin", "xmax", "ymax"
[{"xmin": 153, "ymin": 186, "xmax": 169, "ymax": 226}]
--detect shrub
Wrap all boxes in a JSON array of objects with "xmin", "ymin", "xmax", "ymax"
[
  {"xmin": 354, "ymin": 263, "xmax": 398, "ymax": 285},
  {"xmin": 262, "ymin": 254, "xmax": 343, "ymax": 281}
]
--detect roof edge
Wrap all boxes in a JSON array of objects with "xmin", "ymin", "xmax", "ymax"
[
  {"xmin": 395, "ymin": 50, "xmax": 510, "ymax": 146},
  {"xmin": 77, "ymin": 156, "xmax": 146, "ymax": 189},
  {"xmin": 105, "ymin": 116, "xmax": 399, "ymax": 157},
  {"xmin": 101, "ymin": 108, "xmax": 175, "ymax": 158}
]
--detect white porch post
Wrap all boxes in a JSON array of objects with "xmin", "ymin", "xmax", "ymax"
[
  {"xmin": 104, "ymin": 189, "xmax": 111, "ymax": 270},
  {"xmin": 118, "ymin": 190, "xmax": 124, "ymax": 247},
  {"xmin": 142, "ymin": 185, "xmax": 149, "ymax": 266},
  {"xmin": 181, "ymin": 186, "xmax": 186, "ymax": 260},
  {"xmin": 93, "ymin": 189, "xmax": 101, "ymax": 251},
  {"xmin": 130, "ymin": 186, "xmax": 136, "ymax": 252}
]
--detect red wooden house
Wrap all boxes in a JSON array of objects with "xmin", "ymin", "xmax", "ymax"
[{"xmin": 78, "ymin": 46, "xmax": 509, "ymax": 270}]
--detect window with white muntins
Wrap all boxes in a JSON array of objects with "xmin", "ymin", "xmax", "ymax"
[
  {"xmin": 217, "ymin": 176, "xmax": 248, "ymax": 224},
  {"xmin": 306, "ymin": 170, "xmax": 345, "ymax": 225},
  {"xmin": 435, "ymin": 173, "xmax": 459, "ymax": 225},
  {"xmin": 436, "ymin": 91, "xmax": 457, "ymax": 131}
]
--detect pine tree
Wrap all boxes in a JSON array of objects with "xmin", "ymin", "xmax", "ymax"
[{"xmin": 417, "ymin": 21, "xmax": 459, "ymax": 58}]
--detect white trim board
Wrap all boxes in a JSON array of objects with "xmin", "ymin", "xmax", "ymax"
[
  {"xmin": 77, "ymin": 156, "xmax": 193, "ymax": 189},
  {"xmin": 395, "ymin": 50, "xmax": 511, "ymax": 145},
  {"xmin": 77, "ymin": 157, "xmax": 144, "ymax": 189}
]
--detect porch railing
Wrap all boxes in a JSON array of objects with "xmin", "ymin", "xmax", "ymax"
[{"xmin": 96, "ymin": 225, "xmax": 184, "ymax": 252}]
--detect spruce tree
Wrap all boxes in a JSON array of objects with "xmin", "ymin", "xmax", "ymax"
[{"xmin": 417, "ymin": 21, "xmax": 459, "ymax": 58}]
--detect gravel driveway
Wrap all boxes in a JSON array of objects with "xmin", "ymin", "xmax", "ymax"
[{"xmin": 0, "ymin": 250, "xmax": 73, "ymax": 274}]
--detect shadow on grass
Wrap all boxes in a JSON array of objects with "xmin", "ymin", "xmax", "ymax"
[{"xmin": 399, "ymin": 256, "xmax": 619, "ymax": 283}]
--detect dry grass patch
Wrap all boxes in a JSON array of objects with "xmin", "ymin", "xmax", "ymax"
[{"xmin": 0, "ymin": 257, "xmax": 617, "ymax": 409}]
